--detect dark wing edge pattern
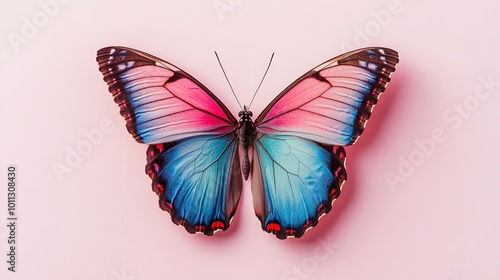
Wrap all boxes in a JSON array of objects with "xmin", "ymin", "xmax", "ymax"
[{"xmin": 331, "ymin": 47, "xmax": 398, "ymax": 144}]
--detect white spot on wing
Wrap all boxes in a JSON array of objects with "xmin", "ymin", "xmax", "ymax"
[
  {"xmin": 117, "ymin": 61, "xmax": 135, "ymax": 70},
  {"xmin": 379, "ymin": 49, "xmax": 385, "ymax": 54},
  {"xmin": 359, "ymin": 61, "xmax": 367, "ymax": 67},
  {"xmin": 109, "ymin": 48, "xmax": 116, "ymax": 54},
  {"xmin": 368, "ymin": 63, "xmax": 377, "ymax": 71}
]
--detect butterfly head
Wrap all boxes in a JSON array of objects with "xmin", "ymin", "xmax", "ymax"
[{"xmin": 238, "ymin": 105, "xmax": 253, "ymax": 122}]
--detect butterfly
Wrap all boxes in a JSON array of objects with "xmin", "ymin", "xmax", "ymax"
[{"xmin": 96, "ymin": 46, "xmax": 399, "ymax": 239}]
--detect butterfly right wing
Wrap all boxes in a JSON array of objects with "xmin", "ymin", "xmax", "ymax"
[{"xmin": 96, "ymin": 46, "xmax": 237, "ymax": 144}]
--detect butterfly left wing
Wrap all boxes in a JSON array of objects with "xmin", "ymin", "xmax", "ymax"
[{"xmin": 252, "ymin": 47, "xmax": 399, "ymax": 238}]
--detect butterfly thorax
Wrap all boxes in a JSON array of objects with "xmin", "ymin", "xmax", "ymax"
[{"xmin": 237, "ymin": 106, "xmax": 256, "ymax": 181}]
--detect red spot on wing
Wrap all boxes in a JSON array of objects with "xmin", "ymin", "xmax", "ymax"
[
  {"xmin": 330, "ymin": 188, "xmax": 337, "ymax": 197},
  {"xmin": 194, "ymin": 225, "xmax": 206, "ymax": 231},
  {"xmin": 156, "ymin": 144, "xmax": 164, "ymax": 152},
  {"xmin": 211, "ymin": 220, "xmax": 225, "ymax": 229},
  {"xmin": 159, "ymin": 200, "xmax": 172, "ymax": 212},
  {"xmin": 266, "ymin": 222, "xmax": 281, "ymax": 232}
]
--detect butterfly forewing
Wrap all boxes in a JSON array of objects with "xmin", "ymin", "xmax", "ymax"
[
  {"xmin": 255, "ymin": 47, "xmax": 399, "ymax": 145},
  {"xmin": 96, "ymin": 46, "xmax": 237, "ymax": 144}
]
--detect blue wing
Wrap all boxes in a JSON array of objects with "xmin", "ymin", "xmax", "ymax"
[
  {"xmin": 146, "ymin": 134, "xmax": 242, "ymax": 235},
  {"xmin": 251, "ymin": 133, "xmax": 347, "ymax": 239}
]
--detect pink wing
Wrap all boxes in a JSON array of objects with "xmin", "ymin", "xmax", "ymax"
[
  {"xmin": 97, "ymin": 46, "xmax": 237, "ymax": 144},
  {"xmin": 255, "ymin": 47, "xmax": 399, "ymax": 145}
]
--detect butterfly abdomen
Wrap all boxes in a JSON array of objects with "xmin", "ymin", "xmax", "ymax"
[{"xmin": 237, "ymin": 108, "xmax": 256, "ymax": 180}]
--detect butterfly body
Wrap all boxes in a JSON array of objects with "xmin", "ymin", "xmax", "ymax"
[
  {"xmin": 97, "ymin": 46, "xmax": 399, "ymax": 239},
  {"xmin": 237, "ymin": 106, "xmax": 256, "ymax": 180}
]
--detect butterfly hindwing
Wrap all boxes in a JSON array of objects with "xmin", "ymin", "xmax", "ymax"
[
  {"xmin": 96, "ymin": 46, "xmax": 237, "ymax": 144},
  {"xmin": 145, "ymin": 134, "xmax": 242, "ymax": 235},
  {"xmin": 256, "ymin": 47, "xmax": 399, "ymax": 145},
  {"xmin": 251, "ymin": 134, "xmax": 347, "ymax": 239}
]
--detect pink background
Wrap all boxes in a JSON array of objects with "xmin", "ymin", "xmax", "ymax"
[{"xmin": 1, "ymin": 0, "xmax": 499, "ymax": 279}]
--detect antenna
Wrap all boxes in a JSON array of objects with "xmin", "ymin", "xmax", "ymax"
[
  {"xmin": 248, "ymin": 52, "xmax": 275, "ymax": 109},
  {"xmin": 214, "ymin": 51, "xmax": 242, "ymax": 110}
]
